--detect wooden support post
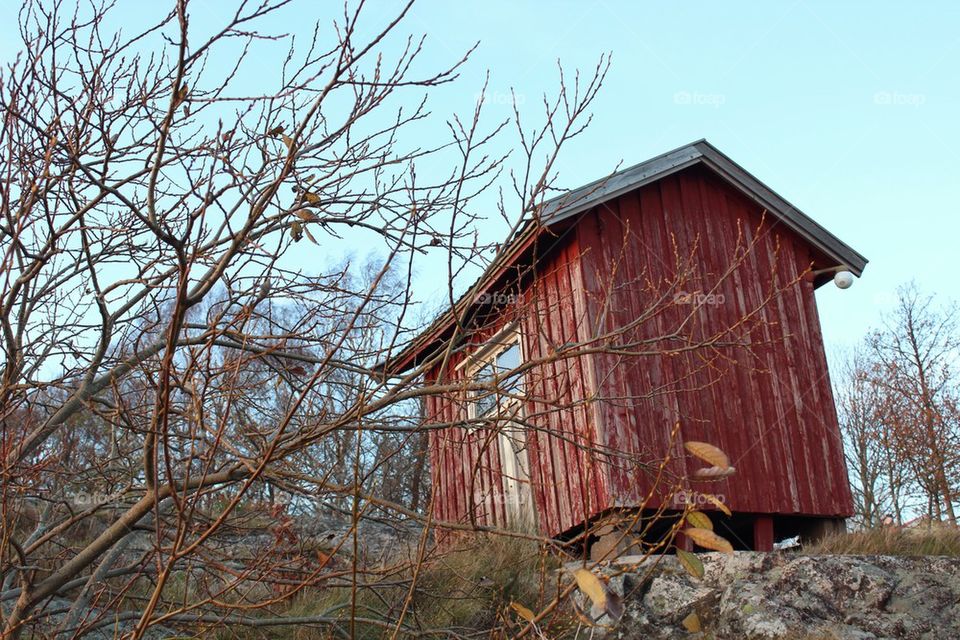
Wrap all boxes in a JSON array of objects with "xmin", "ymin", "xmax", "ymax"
[
  {"xmin": 753, "ymin": 515, "xmax": 774, "ymax": 551},
  {"xmin": 675, "ymin": 529, "xmax": 694, "ymax": 552}
]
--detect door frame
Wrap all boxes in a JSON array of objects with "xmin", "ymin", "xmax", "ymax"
[{"xmin": 461, "ymin": 323, "xmax": 537, "ymax": 528}]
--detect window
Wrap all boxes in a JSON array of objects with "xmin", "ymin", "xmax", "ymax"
[{"xmin": 466, "ymin": 328, "xmax": 524, "ymax": 420}]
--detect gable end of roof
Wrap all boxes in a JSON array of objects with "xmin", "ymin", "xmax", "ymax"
[{"xmin": 537, "ymin": 139, "xmax": 867, "ymax": 276}]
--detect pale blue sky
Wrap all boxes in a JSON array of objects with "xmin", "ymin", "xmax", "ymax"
[
  {"xmin": 4, "ymin": 1, "xmax": 957, "ymax": 359},
  {"xmin": 392, "ymin": 0, "xmax": 959, "ymax": 355}
]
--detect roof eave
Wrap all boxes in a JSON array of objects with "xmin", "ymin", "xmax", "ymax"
[
  {"xmin": 382, "ymin": 139, "xmax": 869, "ymax": 374},
  {"xmin": 692, "ymin": 140, "xmax": 867, "ymax": 276}
]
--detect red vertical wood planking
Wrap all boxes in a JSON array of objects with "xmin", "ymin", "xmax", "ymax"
[{"xmin": 422, "ymin": 162, "xmax": 855, "ymax": 542}]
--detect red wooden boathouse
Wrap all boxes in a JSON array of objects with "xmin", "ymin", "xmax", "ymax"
[{"xmin": 385, "ymin": 140, "xmax": 867, "ymax": 551}]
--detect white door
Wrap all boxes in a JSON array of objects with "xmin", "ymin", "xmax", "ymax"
[{"xmin": 499, "ymin": 423, "xmax": 536, "ymax": 530}]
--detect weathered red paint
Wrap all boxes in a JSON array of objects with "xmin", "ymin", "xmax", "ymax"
[
  {"xmin": 422, "ymin": 163, "xmax": 854, "ymax": 543},
  {"xmin": 754, "ymin": 516, "xmax": 775, "ymax": 551}
]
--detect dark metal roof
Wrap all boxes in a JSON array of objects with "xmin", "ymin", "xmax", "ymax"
[
  {"xmin": 539, "ymin": 139, "xmax": 867, "ymax": 274},
  {"xmin": 382, "ymin": 139, "xmax": 868, "ymax": 373}
]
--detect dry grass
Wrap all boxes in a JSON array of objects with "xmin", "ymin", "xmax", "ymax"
[
  {"xmin": 211, "ymin": 534, "xmax": 566, "ymax": 639},
  {"xmin": 804, "ymin": 523, "xmax": 960, "ymax": 557}
]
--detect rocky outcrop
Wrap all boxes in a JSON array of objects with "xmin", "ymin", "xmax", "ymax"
[{"xmin": 578, "ymin": 552, "xmax": 960, "ymax": 639}]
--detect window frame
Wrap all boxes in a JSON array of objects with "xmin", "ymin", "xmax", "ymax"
[{"xmin": 460, "ymin": 323, "xmax": 525, "ymax": 424}]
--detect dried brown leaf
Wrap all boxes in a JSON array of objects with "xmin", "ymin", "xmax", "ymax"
[
  {"xmin": 682, "ymin": 611, "xmax": 702, "ymax": 632},
  {"xmin": 293, "ymin": 209, "xmax": 319, "ymax": 222},
  {"xmin": 510, "ymin": 601, "xmax": 536, "ymax": 622},
  {"xmin": 573, "ymin": 568, "xmax": 624, "ymax": 621},
  {"xmin": 693, "ymin": 465, "xmax": 736, "ymax": 480},
  {"xmin": 701, "ymin": 493, "xmax": 732, "ymax": 516},
  {"xmin": 684, "ymin": 527, "xmax": 734, "ymax": 554},
  {"xmin": 685, "ymin": 510, "xmax": 713, "ymax": 531},
  {"xmin": 684, "ymin": 441, "xmax": 730, "ymax": 469}
]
